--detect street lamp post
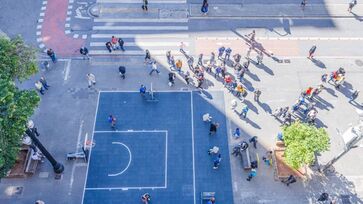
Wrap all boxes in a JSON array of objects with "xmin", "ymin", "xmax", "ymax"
[
  {"xmin": 26, "ymin": 121, "xmax": 64, "ymax": 175},
  {"xmin": 321, "ymin": 109, "xmax": 363, "ymax": 173}
]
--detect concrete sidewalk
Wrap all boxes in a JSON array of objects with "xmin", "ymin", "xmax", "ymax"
[{"xmin": 189, "ymin": 4, "xmax": 363, "ymax": 18}]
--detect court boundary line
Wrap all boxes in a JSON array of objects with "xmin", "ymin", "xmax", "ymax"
[
  {"xmin": 81, "ymin": 92, "xmax": 101, "ymax": 204},
  {"xmin": 86, "ymin": 129, "xmax": 168, "ymax": 190},
  {"xmin": 190, "ymin": 92, "xmax": 196, "ymax": 204}
]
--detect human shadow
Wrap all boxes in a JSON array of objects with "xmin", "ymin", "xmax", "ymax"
[
  {"xmin": 313, "ymin": 95, "xmax": 335, "ymax": 110},
  {"xmin": 311, "ymin": 58, "xmax": 326, "ymax": 69},
  {"xmin": 335, "ymin": 84, "xmax": 353, "ymax": 99},
  {"xmin": 314, "ymin": 118, "xmax": 328, "ymax": 128},
  {"xmin": 243, "ymin": 99, "xmax": 258, "ymax": 114},
  {"xmin": 242, "ymin": 77, "xmax": 255, "ymax": 92},
  {"xmin": 351, "ymin": 11, "xmax": 363, "ymax": 22},
  {"xmin": 232, "ymin": 30, "xmax": 273, "ymax": 58},
  {"xmin": 324, "ymin": 86, "xmax": 338, "ymax": 97},
  {"xmin": 196, "ymin": 89, "xmax": 213, "ymax": 100},
  {"xmin": 233, "ymin": 109, "xmax": 261, "ymax": 129},
  {"xmin": 349, "ymin": 100, "xmax": 363, "ymax": 109},
  {"xmin": 245, "ymin": 69, "xmax": 260, "ymax": 82},
  {"xmin": 251, "ymin": 60, "xmax": 274, "ymax": 76},
  {"xmin": 258, "ymin": 102, "xmax": 272, "ymax": 114}
]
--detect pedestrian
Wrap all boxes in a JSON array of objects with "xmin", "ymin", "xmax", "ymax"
[
  {"xmin": 203, "ymin": 113, "xmax": 212, "ymax": 122},
  {"xmin": 208, "ymin": 146, "xmax": 219, "ymax": 155},
  {"xmin": 249, "ymin": 136, "xmax": 258, "ymax": 149},
  {"xmin": 86, "ymin": 73, "xmax": 96, "ymax": 88},
  {"xmin": 196, "ymin": 72, "xmax": 204, "ymax": 89},
  {"xmin": 105, "ymin": 42, "xmax": 112, "ymax": 53},
  {"xmin": 215, "ymin": 64, "xmax": 222, "ymax": 78},
  {"xmin": 247, "ymin": 30, "xmax": 256, "ymax": 42},
  {"xmin": 349, "ymin": 90, "xmax": 359, "ymax": 103},
  {"xmin": 80, "ymin": 47, "xmax": 90, "ymax": 59},
  {"xmin": 40, "ymin": 76, "xmax": 50, "ymax": 90},
  {"xmin": 176, "ymin": 59, "xmax": 182, "ymax": 73},
  {"xmin": 218, "ymin": 46, "xmax": 225, "ymax": 59},
  {"xmin": 169, "ymin": 56, "xmax": 176, "ymax": 70},
  {"xmin": 46, "ymin": 49, "xmax": 57, "ymax": 63},
  {"xmin": 119, "ymin": 66, "xmax": 126, "ymax": 79},
  {"xmin": 27, "ymin": 120, "xmax": 40, "ymax": 137},
  {"xmin": 142, "ymin": 0, "xmax": 148, "ymax": 11},
  {"xmin": 233, "ymin": 128, "xmax": 241, "ymax": 139},
  {"xmin": 168, "ymin": 72, "xmax": 176, "ymax": 86},
  {"xmin": 256, "ymin": 51, "xmax": 263, "ymax": 65},
  {"xmin": 35, "ymin": 81, "xmax": 45, "ymax": 95},
  {"xmin": 254, "ymin": 89, "xmax": 261, "ymax": 102},
  {"xmin": 144, "ymin": 50, "xmax": 151, "ymax": 63},
  {"xmin": 108, "ymin": 114, "xmax": 117, "ymax": 129},
  {"xmin": 139, "ymin": 84, "xmax": 147, "ymax": 96},
  {"xmin": 184, "ymin": 71, "xmax": 191, "ymax": 85},
  {"xmin": 243, "ymin": 59, "xmax": 250, "ymax": 71},
  {"xmin": 210, "ymin": 52, "xmax": 216, "ymax": 65},
  {"xmin": 187, "ymin": 56, "xmax": 194, "ymax": 71},
  {"xmin": 321, "ymin": 73, "xmax": 328, "ymax": 83},
  {"xmin": 149, "ymin": 60, "xmax": 160, "ymax": 75},
  {"xmin": 166, "ymin": 51, "xmax": 172, "ymax": 64},
  {"xmin": 348, "ymin": 0, "xmax": 357, "ymax": 12},
  {"xmin": 281, "ymin": 175, "xmax": 297, "ymax": 186},
  {"xmin": 201, "ymin": 0, "xmax": 209, "ymax": 15},
  {"xmin": 207, "ymin": 197, "xmax": 216, "ymax": 204},
  {"xmin": 317, "ymin": 193, "xmax": 329, "ymax": 202},
  {"xmin": 35, "ymin": 200, "xmax": 45, "ymax": 204},
  {"xmin": 225, "ymin": 47, "xmax": 232, "ymax": 60},
  {"xmin": 141, "ymin": 193, "xmax": 151, "ymax": 204},
  {"xmin": 262, "ymin": 151, "xmax": 273, "ymax": 166},
  {"xmin": 300, "ymin": 0, "xmax": 307, "ymax": 10},
  {"xmin": 111, "ymin": 36, "xmax": 118, "ymax": 50},
  {"xmin": 197, "ymin": 53, "xmax": 204, "ymax": 67},
  {"xmin": 209, "ymin": 122, "xmax": 219, "ymax": 135},
  {"xmin": 246, "ymin": 168, "xmax": 257, "ymax": 181},
  {"xmin": 213, "ymin": 154, "xmax": 222, "ymax": 169},
  {"xmin": 118, "ymin": 38, "xmax": 125, "ymax": 51},
  {"xmin": 240, "ymin": 105, "xmax": 249, "ymax": 118},
  {"xmin": 308, "ymin": 45, "xmax": 316, "ymax": 59}
]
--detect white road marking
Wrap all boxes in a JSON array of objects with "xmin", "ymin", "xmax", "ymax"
[
  {"xmin": 85, "ymin": 186, "xmax": 166, "ymax": 190},
  {"xmin": 90, "ymin": 41, "xmax": 189, "ymax": 47},
  {"xmin": 196, "ymin": 36, "xmax": 363, "ymax": 41},
  {"xmin": 108, "ymin": 142, "xmax": 132, "ymax": 177},
  {"xmin": 63, "ymin": 59, "xmax": 71, "ymax": 81},
  {"xmin": 93, "ymin": 25, "xmax": 188, "ymax": 31},
  {"xmin": 94, "ymin": 18, "xmax": 188, "ymax": 23},
  {"xmin": 91, "ymin": 33, "xmax": 189, "ymax": 39},
  {"xmin": 97, "ymin": 0, "xmax": 186, "ymax": 3},
  {"xmin": 190, "ymin": 92, "xmax": 196, "ymax": 204},
  {"xmin": 89, "ymin": 50, "xmax": 189, "ymax": 56}
]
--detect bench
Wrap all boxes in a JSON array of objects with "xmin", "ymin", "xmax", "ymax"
[
  {"xmin": 240, "ymin": 146, "xmax": 251, "ymax": 170},
  {"xmin": 201, "ymin": 192, "xmax": 215, "ymax": 204},
  {"xmin": 24, "ymin": 148, "xmax": 39, "ymax": 174}
]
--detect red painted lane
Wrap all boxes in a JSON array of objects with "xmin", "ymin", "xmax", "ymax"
[{"xmin": 41, "ymin": 0, "xmax": 85, "ymax": 57}]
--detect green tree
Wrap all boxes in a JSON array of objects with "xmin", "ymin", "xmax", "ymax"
[
  {"xmin": 0, "ymin": 36, "xmax": 40, "ymax": 177},
  {"xmin": 282, "ymin": 121, "xmax": 330, "ymax": 169}
]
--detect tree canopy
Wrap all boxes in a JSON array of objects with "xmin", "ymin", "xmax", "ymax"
[
  {"xmin": 282, "ymin": 121, "xmax": 330, "ymax": 169},
  {"xmin": 0, "ymin": 36, "xmax": 40, "ymax": 177}
]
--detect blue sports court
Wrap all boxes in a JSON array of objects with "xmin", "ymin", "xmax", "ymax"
[{"xmin": 82, "ymin": 91, "xmax": 233, "ymax": 204}]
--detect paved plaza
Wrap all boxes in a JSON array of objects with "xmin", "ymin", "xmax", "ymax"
[{"xmin": 1, "ymin": 0, "xmax": 363, "ymax": 203}]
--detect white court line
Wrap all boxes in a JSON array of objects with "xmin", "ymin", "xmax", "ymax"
[
  {"xmin": 94, "ymin": 130, "xmax": 167, "ymax": 133},
  {"xmin": 165, "ymin": 131, "xmax": 168, "ymax": 188},
  {"xmin": 99, "ymin": 90, "xmax": 192, "ymax": 93},
  {"xmin": 108, "ymin": 142, "xmax": 132, "ymax": 177},
  {"xmin": 93, "ymin": 25, "xmax": 188, "ymax": 31},
  {"xmin": 81, "ymin": 93, "xmax": 101, "ymax": 204},
  {"xmin": 85, "ymin": 186, "xmax": 167, "ymax": 190},
  {"xmin": 94, "ymin": 18, "xmax": 188, "ymax": 23},
  {"xmin": 90, "ymin": 42, "xmax": 189, "ymax": 47},
  {"xmin": 97, "ymin": 0, "xmax": 186, "ymax": 3},
  {"xmin": 91, "ymin": 33, "xmax": 189, "ymax": 38},
  {"xmin": 190, "ymin": 92, "xmax": 196, "ymax": 204}
]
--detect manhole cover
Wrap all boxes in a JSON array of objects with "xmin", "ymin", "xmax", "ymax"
[
  {"xmin": 355, "ymin": 59, "xmax": 363, "ymax": 67},
  {"xmin": 277, "ymin": 60, "xmax": 283, "ymax": 63}
]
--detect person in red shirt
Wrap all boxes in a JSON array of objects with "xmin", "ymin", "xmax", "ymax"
[{"xmin": 111, "ymin": 36, "xmax": 118, "ymax": 50}]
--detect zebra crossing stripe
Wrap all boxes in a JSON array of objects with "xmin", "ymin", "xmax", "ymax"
[
  {"xmin": 90, "ymin": 42, "xmax": 189, "ymax": 47},
  {"xmin": 93, "ymin": 25, "xmax": 188, "ymax": 31},
  {"xmin": 97, "ymin": 0, "xmax": 186, "ymax": 3},
  {"xmin": 91, "ymin": 34, "xmax": 189, "ymax": 39},
  {"xmin": 89, "ymin": 50, "xmax": 188, "ymax": 55},
  {"xmin": 94, "ymin": 18, "xmax": 188, "ymax": 23}
]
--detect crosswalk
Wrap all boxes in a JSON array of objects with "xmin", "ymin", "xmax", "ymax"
[{"xmin": 89, "ymin": 0, "xmax": 189, "ymax": 56}]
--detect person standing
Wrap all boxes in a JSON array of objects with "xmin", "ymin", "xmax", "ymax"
[
  {"xmin": 247, "ymin": 30, "xmax": 256, "ymax": 42},
  {"xmin": 348, "ymin": 0, "xmax": 357, "ymax": 12},
  {"xmin": 201, "ymin": 0, "xmax": 209, "ymax": 15},
  {"xmin": 262, "ymin": 151, "xmax": 273, "ymax": 166},
  {"xmin": 233, "ymin": 128, "xmax": 241, "ymax": 139},
  {"xmin": 256, "ymin": 51, "xmax": 263, "ymax": 65},
  {"xmin": 218, "ymin": 46, "xmax": 225, "ymax": 59},
  {"xmin": 105, "ymin": 42, "xmax": 112, "ymax": 53},
  {"xmin": 168, "ymin": 72, "xmax": 176, "ymax": 86},
  {"xmin": 35, "ymin": 81, "xmax": 45, "ymax": 95},
  {"xmin": 108, "ymin": 115, "xmax": 117, "ymax": 129},
  {"xmin": 111, "ymin": 36, "xmax": 118, "ymax": 50},
  {"xmin": 245, "ymin": 46, "xmax": 252, "ymax": 59},
  {"xmin": 249, "ymin": 136, "xmax": 258, "ymax": 149},
  {"xmin": 176, "ymin": 59, "xmax": 182, "ymax": 73},
  {"xmin": 139, "ymin": 84, "xmax": 147, "ymax": 96},
  {"xmin": 46, "ymin": 49, "xmax": 57, "ymax": 63},
  {"xmin": 209, "ymin": 122, "xmax": 219, "ymax": 136},
  {"xmin": 225, "ymin": 47, "xmax": 232, "ymax": 60},
  {"xmin": 40, "ymin": 76, "xmax": 50, "ymax": 90},
  {"xmin": 149, "ymin": 60, "xmax": 160, "ymax": 75},
  {"xmin": 300, "ymin": 0, "xmax": 307, "ymax": 10},
  {"xmin": 118, "ymin": 38, "xmax": 125, "ymax": 51},
  {"xmin": 282, "ymin": 175, "xmax": 297, "ymax": 186},
  {"xmin": 246, "ymin": 168, "xmax": 257, "ymax": 181},
  {"xmin": 144, "ymin": 50, "xmax": 151, "ymax": 63},
  {"xmin": 197, "ymin": 53, "xmax": 204, "ymax": 67},
  {"xmin": 254, "ymin": 89, "xmax": 261, "ymax": 102},
  {"xmin": 80, "ymin": 47, "xmax": 90, "ymax": 59},
  {"xmin": 213, "ymin": 154, "xmax": 222, "ymax": 169},
  {"xmin": 119, "ymin": 66, "xmax": 126, "ymax": 79},
  {"xmin": 184, "ymin": 71, "xmax": 191, "ymax": 85},
  {"xmin": 87, "ymin": 73, "xmax": 96, "ymax": 88},
  {"xmin": 308, "ymin": 45, "xmax": 317, "ymax": 59},
  {"xmin": 142, "ymin": 0, "xmax": 148, "ymax": 11},
  {"xmin": 187, "ymin": 56, "xmax": 194, "ymax": 71}
]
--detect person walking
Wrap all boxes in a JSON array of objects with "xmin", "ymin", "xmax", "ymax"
[
  {"xmin": 254, "ymin": 89, "xmax": 261, "ymax": 102},
  {"xmin": 166, "ymin": 51, "xmax": 172, "ymax": 65},
  {"xmin": 139, "ymin": 84, "xmax": 147, "ymax": 96},
  {"xmin": 308, "ymin": 45, "xmax": 317, "ymax": 59},
  {"xmin": 225, "ymin": 47, "xmax": 232, "ymax": 60},
  {"xmin": 108, "ymin": 115, "xmax": 117, "ymax": 129},
  {"xmin": 118, "ymin": 38, "xmax": 125, "ymax": 51},
  {"xmin": 240, "ymin": 105, "xmax": 249, "ymax": 118},
  {"xmin": 262, "ymin": 151, "xmax": 273, "ymax": 166},
  {"xmin": 256, "ymin": 51, "xmax": 263, "ymax": 65},
  {"xmin": 187, "ymin": 56, "xmax": 194, "ymax": 71},
  {"xmin": 348, "ymin": 0, "xmax": 357, "ymax": 12},
  {"xmin": 300, "ymin": 0, "xmax": 307, "ymax": 10},
  {"xmin": 149, "ymin": 60, "xmax": 160, "ymax": 75},
  {"xmin": 210, "ymin": 52, "xmax": 216, "ymax": 65},
  {"xmin": 142, "ymin": 0, "xmax": 148, "ymax": 11},
  {"xmin": 213, "ymin": 154, "xmax": 222, "ymax": 169},
  {"xmin": 168, "ymin": 72, "xmax": 176, "ymax": 86},
  {"xmin": 35, "ymin": 81, "xmax": 45, "ymax": 95},
  {"xmin": 87, "ymin": 73, "xmax": 96, "ymax": 88},
  {"xmin": 144, "ymin": 50, "xmax": 151, "ymax": 63},
  {"xmin": 249, "ymin": 136, "xmax": 258, "ymax": 149},
  {"xmin": 111, "ymin": 36, "xmax": 118, "ymax": 50},
  {"xmin": 218, "ymin": 46, "xmax": 225, "ymax": 59},
  {"xmin": 40, "ymin": 76, "xmax": 50, "ymax": 90},
  {"xmin": 184, "ymin": 71, "xmax": 191, "ymax": 85},
  {"xmin": 246, "ymin": 168, "xmax": 257, "ymax": 181},
  {"xmin": 201, "ymin": 0, "xmax": 209, "ymax": 15},
  {"xmin": 80, "ymin": 47, "xmax": 90, "ymax": 59},
  {"xmin": 233, "ymin": 128, "xmax": 241, "ymax": 139},
  {"xmin": 46, "ymin": 49, "xmax": 57, "ymax": 63},
  {"xmin": 105, "ymin": 42, "xmax": 112, "ymax": 53},
  {"xmin": 321, "ymin": 73, "xmax": 328, "ymax": 83},
  {"xmin": 197, "ymin": 53, "xmax": 204, "ymax": 67},
  {"xmin": 119, "ymin": 66, "xmax": 126, "ymax": 79},
  {"xmin": 176, "ymin": 59, "xmax": 182, "ymax": 73},
  {"xmin": 247, "ymin": 30, "xmax": 256, "ymax": 42},
  {"xmin": 209, "ymin": 122, "xmax": 219, "ymax": 136}
]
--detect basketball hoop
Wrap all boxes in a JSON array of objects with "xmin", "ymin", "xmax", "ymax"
[{"xmin": 84, "ymin": 139, "xmax": 95, "ymax": 150}]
